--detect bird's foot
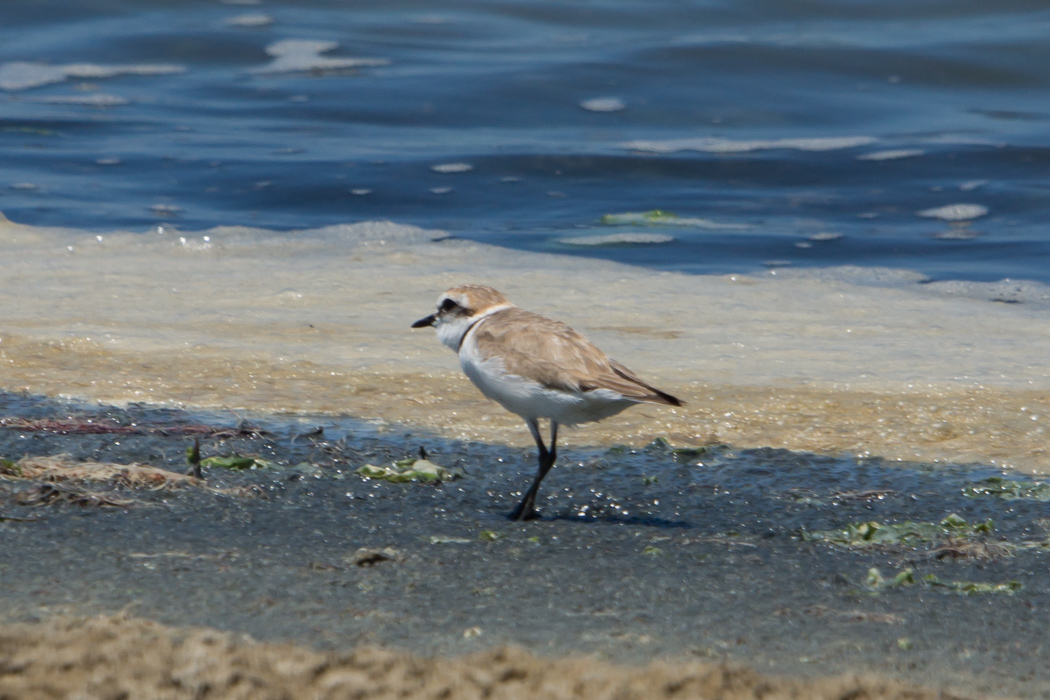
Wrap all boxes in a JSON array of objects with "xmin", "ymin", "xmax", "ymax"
[{"xmin": 508, "ymin": 500, "xmax": 539, "ymax": 522}]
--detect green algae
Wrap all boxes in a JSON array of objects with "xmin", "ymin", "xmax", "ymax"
[
  {"xmin": 866, "ymin": 567, "xmax": 1022, "ymax": 595},
  {"xmin": 802, "ymin": 514, "xmax": 993, "ymax": 548},
  {"xmin": 199, "ymin": 454, "xmax": 278, "ymax": 470},
  {"xmin": 0, "ymin": 458, "xmax": 21, "ymax": 477},
  {"xmin": 643, "ymin": 437, "xmax": 720, "ymax": 463},
  {"xmin": 184, "ymin": 439, "xmax": 276, "ymax": 471},
  {"xmin": 428, "ymin": 534, "xmax": 471, "ymax": 545},
  {"xmin": 866, "ymin": 567, "xmax": 916, "ymax": 589},
  {"xmin": 921, "ymin": 574, "xmax": 1023, "ymax": 595},
  {"xmin": 356, "ymin": 457, "xmax": 462, "ymax": 483},
  {"xmin": 601, "ymin": 210, "xmax": 680, "ymax": 225},
  {"xmin": 963, "ymin": 476, "xmax": 1050, "ymax": 501},
  {"xmin": 600, "ymin": 210, "xmax": 748, "ymax": 229},
  {"xmin": 604, "ymin": 438, "xmax": 717, "ymax": 463}
]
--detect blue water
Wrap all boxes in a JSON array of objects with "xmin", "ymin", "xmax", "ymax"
[{"xmin": 2, "ymin": 0, "xmax": 1049, "ymax": 282}]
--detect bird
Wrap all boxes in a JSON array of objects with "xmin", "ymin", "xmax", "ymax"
[{"xmin": 411, "ymin": 284, "xmax": 682, "ymax": 521}]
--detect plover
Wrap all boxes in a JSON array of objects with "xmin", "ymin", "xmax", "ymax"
[{"xmin": 412, "ymin": 284, "xmax": 682, "ymax": 520}]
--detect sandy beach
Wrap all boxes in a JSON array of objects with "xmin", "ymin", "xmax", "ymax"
[
  {"xmin": 1, "ymin": 216, "xmax": 1048, "ymax": 471},
  {"xmin": 0, "ymin": 616, "xmax": 982, "ymax": 700},
  {"xmin": 2, "ymin": 218, "xmax": 1050, "ymax": 698}
]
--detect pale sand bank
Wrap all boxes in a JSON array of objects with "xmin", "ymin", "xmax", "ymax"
[
  {"xmin": 1, "ymin": 215, "xmax": 1048, "ymax": 471},
  {"xmin": 0, "ymin": 616, "xmax": 986, "ymax": 700}
]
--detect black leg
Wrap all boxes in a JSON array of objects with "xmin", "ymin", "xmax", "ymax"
[
  {"xmin": 509, "ymin": 419, "xmax": 559, "ymax": 521},
  {"xmin": 548, "ymin": 420, "xmax": 558, "ymax": 465}
]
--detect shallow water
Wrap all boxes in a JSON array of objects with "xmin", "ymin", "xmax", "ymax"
[
  {"xmin": 2, "ymin": 0, "xmax": 1050, "ymax": 282},
  {"xmin": 2, "ymin": 391, "xmax": 1050, "ymax": 697}
]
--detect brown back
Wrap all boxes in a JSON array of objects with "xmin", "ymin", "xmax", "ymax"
[{"xmin": 471, "ymin": 308, "xmax": 681, "ymax": 406}]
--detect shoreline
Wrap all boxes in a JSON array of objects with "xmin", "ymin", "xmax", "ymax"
[
  {"xmin": 2, "ymin": 214, "xmax": 1049, "ymax": 472},
  {"xmin": 3, "ymin": 336, "xmax": 1048, "ymax": 472}
]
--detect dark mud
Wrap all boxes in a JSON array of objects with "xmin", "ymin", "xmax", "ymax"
[{"xmin": 0, "ymin": 391, "xmax": 1047, "ymax": 698}]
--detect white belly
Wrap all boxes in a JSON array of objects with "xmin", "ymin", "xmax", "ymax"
[{"xmin": 459, "ymin": 342, "xmax": 635, "ymax": 426}]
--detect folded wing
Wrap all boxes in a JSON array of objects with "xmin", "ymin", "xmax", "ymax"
[{"xmin": 471, "ymin": 309, "xmax": 682, "ymax": 406}]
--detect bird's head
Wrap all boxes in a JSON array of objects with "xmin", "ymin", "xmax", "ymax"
[{"xmin": 411, "ymin": 284, "xmax": 514, "ymax": 351}]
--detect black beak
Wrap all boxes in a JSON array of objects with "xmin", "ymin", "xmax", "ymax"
[{"xmin": 411, "ymin": 314, "xmax": 436, "ymax": 328}]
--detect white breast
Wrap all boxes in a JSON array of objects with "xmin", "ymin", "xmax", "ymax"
[{"xmin": 458, "ymin": 323, "xmax": 636, "ymax": 426}]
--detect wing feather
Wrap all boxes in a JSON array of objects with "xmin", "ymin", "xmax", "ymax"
[{"xmin": 471, "ymin": 309, "xmax": 682, "ymax": 406}]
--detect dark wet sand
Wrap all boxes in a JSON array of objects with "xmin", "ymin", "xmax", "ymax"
[{"xmin": 0, "ymin": 391, "xmax": 1046, "ymax": 698}]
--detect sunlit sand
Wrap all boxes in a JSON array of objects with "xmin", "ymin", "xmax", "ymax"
[{"xmin": 2, "ymin": 215, "xmax": 1048, "ymax": 472}]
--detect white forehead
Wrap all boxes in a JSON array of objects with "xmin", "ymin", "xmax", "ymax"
[
  {"xmin": 434, "ymin": 285, "xmax": 511, "ymax": 313},
  {"xmin": 436, "ymin": 290, "xmax": 470, "ymax": 308}
]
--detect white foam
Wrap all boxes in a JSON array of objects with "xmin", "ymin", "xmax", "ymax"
[
  {"xmin": 772, "ymin": 265, "xmax": 1050, "ymax": 309},
  {"xmin": 857, "ymin": 149, "xmax": 925, "ymax": 161},
  {"xmin": 923, "ymin": 279, "xmax": 1050, "ymax": 307},
  {"xmin": 251, "ymin": 40, "xmax": 389, "ymax": 75},
  {"xmin": 295, "ymin": 220, "xmax": 441, "ymax": 246},
  {"xmin": 761, "ymin": 265, "xmax": 929, "ymax": 286},
  {"xmin": 150, "ymin": 204, "xmax": 182, "ymax": 217},
  {"xmin": 558, "ymin": 233, "xmax": 674, "ymax": 246},
  {"xmin": 225, "ymin": 14, "xmax": 274, "ymax": 27},
  {"xmin": 602, "ymin": 211, "xmax": 748, "ymax": 229},
  {"xmin": 923, "ymin": 134, "xmax": 1001, "ymax": 147},
  {"xmin": 622, "ymin": 136, "xmax": 876, "ymax": 154},
  {"xmin": 0, "ymin": 62, "xmax": 185, "ymax": 91},
  {"xmin": 431, "ymin": 162, "xmax": 473, "ymax": 173},
  {"xmin": 808, "ymin": 232, "xmax": 842, "ymax": 241},
  {"xmin": 36, "ymin": 94, "xmax": 128, "ymax": 107},
  {"xmin": 579, "ymin": 97, "xmax": 625, "ymax": 112},
  {"xmin": 933, "ymin": 227, "xmax": 979, "ymax": 240},
  {"xmin": 959, "ymin": 179, "xmax": 989, "ymax": 191},
  {"xmin": 917, "ymin": 203, "xmax": 988, "ymax": 221},
  {"xmin": 429, "ymin": 187, "xmax": 453, "ymax": 194}
]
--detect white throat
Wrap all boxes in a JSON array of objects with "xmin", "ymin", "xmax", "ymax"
[{"xmin": 435, "ymin": 303, "xmax": 514, "ymax": 352}]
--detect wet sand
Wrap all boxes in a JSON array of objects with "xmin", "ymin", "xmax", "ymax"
[
  {"xmin": 3, "ymin": 216, "xmax": 1050, "ymax": 697},
  {"xmin": 0, "ymin": 392, "xmax": 1047, "ymax": 698},
  {"xmin": 0, "ymin": 617, "xmax": 977, "ymax": 700},
  {"xmin": 1, "ymin": 216, "xmax": 1049, "ymax": 471},
  {"xmin": 0, "ymin": 616, "xmax": 985, "ymax": 700}
]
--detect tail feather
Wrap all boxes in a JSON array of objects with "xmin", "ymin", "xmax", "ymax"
[
  {"xmin": 648, "ymin": 386, "xmax": 683, "ymax": 407},
  {"xmin": 608, "ymin": 359, "xmax": 684, "ymax": 407}
]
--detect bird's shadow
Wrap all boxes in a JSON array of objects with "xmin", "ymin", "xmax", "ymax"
[{"xmin": 538, "ymin": 512, "xmax": 695, "ymax": 529}]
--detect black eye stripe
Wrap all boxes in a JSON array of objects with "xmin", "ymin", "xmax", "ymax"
[{"xmin": 440, "ymin": 298, "xmax": 459, "ymax": 312}]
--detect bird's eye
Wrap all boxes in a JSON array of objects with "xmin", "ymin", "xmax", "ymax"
[{"xmin": 440, "ymin": 298, "xmax": 459, "ymax": 312}]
